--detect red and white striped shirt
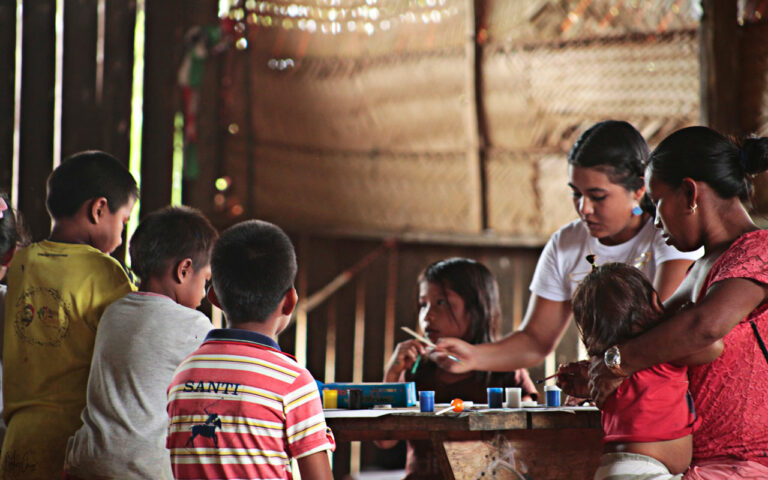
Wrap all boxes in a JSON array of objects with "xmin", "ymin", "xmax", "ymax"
[{"xmin": 166, "ymin": 329, "xmax": 334, "ymax": 480}]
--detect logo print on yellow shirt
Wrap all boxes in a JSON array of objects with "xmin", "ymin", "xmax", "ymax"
[{"xmin": 14, "ymin": 287, "xmax": 72, "ymax": 346}]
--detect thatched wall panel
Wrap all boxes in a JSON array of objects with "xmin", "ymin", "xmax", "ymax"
[
  {"xmin": 483, "ymin": 32, "xmax": 700, "ymax": 150},
  {"xmin": 252, "ymin": 146, "xmax": 480, "ymax": 232},
  {"xmin": 246, "ymin": 50, "xmax": 468, "ymax": 151},
  {"xmin": 485, "ymin": 0, "xmax": 700, "ymax": 44},
  {"xmin": 486, "ymin": 151, "xmax": 539, "ymax": 235}
]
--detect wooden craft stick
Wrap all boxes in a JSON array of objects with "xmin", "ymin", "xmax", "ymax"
[{"xmin": 400, "ymin": 326, "xmax": 462, "ymax": 363}]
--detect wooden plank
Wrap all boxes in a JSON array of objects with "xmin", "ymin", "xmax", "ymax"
[
  {"xmin": 101, "ymin": 0, "xmax": 137, "ymax": 162},
  {"xmin": 699, "ymin": 0, "xmax": 740, "ymax": 135},
  {"xmin": 140, "ymin": 0, "xmax": 180, "ymax": 216},
  {"xmin": 61, "ymin": 0, "xmax": 98, "ymax": 157},
  {"xmin": 18, "ymin": 0, "xmax": 56, "ymax": 240},
  {"xmin": 0, "ymin": 0, "xmax": 16, "ymax": 194},
  {"xmin": 353, "ymin": 276, "xmax": 366, "ymax": 383}
]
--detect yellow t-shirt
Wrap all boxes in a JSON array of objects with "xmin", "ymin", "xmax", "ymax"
[{"xmin": 0, "ymin": 241, "xmax": 134, "ymax": 479}]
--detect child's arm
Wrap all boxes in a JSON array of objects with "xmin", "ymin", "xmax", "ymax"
[
  {"xmin": 383, "ymin": 339, "xmax": 427, "ymax": 383},
  {"xmin": 296, "ymin": 451, "xmax": 333, "ymax": 480}
]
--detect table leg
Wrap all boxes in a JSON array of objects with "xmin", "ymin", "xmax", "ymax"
[{"xmin": 439, "ymin": 428, "xmax": 602, "ymax": 480}]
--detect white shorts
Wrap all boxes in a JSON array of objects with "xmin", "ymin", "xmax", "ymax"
[{"xmin": 594, "ymin": 452, "xmax": 683, "ymax": 480}]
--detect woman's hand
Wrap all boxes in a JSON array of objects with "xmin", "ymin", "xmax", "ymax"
[
  {"xmin": 588, "ymin": 356, "xmax": 627, "ymax": 408},
  {"xmin": 431, "ymin": 337, "xmax": 476, "ymax": 373},
  {"xmin": 556, "ymin": 360, "xmax": 591, "ymax": 399},
  {"xmin": 383, "ymin": 339, "xmax": 427, "ymax": 382}
]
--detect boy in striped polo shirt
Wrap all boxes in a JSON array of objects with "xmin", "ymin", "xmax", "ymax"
[{"xmin": 166, "ymin": 220, "xmax": 334, "ymax": 479}]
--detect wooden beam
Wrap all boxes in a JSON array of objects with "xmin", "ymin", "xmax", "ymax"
[
  {"xmin": 19, "ymin": 0, "xmax": 56, "ymax": 240},
  {"xmin": 61, "ymin": 0, "xmax": 98, "ymax": 158},
  {"xmin": 0, "ymin": 1, "xmax": 16, "ymax": 195},
  {"xmin": 464, "ymin": 0, "xmax": 484, "ymax": 232},
  {"xmin": 699, "ymin": 0, "xmax": 740, "ymax": 135}
]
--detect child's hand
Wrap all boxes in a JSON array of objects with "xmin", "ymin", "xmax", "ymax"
[
  {"xmin": 431, "ymin": 337, "xmax": 474, "ymax": 374},
  {"xmin": 383, "ymin": 340, "xmax": 427, "ymax": 382},
  {"xmin": 556, "ymin": 360, "xmax": 590, "ymax": 399}
]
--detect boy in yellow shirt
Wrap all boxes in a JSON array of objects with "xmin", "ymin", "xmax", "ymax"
[{"xmin": 0, "ymin": 151, "xmax": 138, "ymax": 479}]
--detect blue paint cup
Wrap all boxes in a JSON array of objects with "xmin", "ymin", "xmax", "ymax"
[
  {"xmin": 419, "ymin": 391, "xmax": 435, "ymax": 412},
  {"xmin": 545, "ymin": 385, "xmax": 561, "ymax": 407},
  {"xmin": 487, "ymin": 387, "xmax": 503, "ymax": 408}
]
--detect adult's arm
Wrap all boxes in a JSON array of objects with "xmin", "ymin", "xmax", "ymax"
[
  {"xmin": 590, "ymin": 277, "xmax": 768, "ymax": 405},
  {"xmin": 434, "ymin": 295, "xmax": 572, "ymax": 373}
]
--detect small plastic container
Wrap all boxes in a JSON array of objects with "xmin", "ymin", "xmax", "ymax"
[
  {"xmin": 505, "ymin": 387, "xmax": 522, "ymax": 408},
  {"xmin": 545, "ymin": 385, "xmax": 561, "ymax": 407},
  {"xmin": 487, "ymin": 387, "xmax": 503, "ymax": 408},
  {"xmin": 347, "ymin": 388, "xmax": 363, "ymax": 409},
  {"xmin": 323, "ymin": 389, "xmax": 338, "ymax": 409},
  {"xmin": 419, "ymin": 390, "xmax": 435, "ymax": 412}
]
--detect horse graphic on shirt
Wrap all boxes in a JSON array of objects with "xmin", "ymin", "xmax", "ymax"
[{"xmin": 186, "ymin": 406, "xmax": 223, "ymax": 448}]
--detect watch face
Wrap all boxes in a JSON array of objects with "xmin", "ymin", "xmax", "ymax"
[{"xmin": 605, "ymin": 346, "xmax": 620, "ymax": 367}]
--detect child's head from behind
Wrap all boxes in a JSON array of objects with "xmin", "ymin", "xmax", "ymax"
[
  {"xmin": 47, "ymin": 150, "xmax": 139, "ymax": 253},
  {"xmin": 211, "ymin": 220, "xmax": 297, "ymax": 326},
  {"xmin": 129, "ymin": 206, "xmax": 218, "ymax": 309},
  {"xmin": 572, "ymin": 262, "xmax": 664, "ymax": 357},
  {"xmin": 417, "ymin": 257, "xmax": 500, "ymax": 345}
]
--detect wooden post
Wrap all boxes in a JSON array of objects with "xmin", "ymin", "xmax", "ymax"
[
  {"xmin": 699, "ymin": 0, "xmax": 740, "ymax": 135},
  {"xmin": 324, "ymin": 299, "xmax": 336, "ymax": 383},
  {"xmin": 383, "ymin": 246, "xmax": 398, "ymax": 368},
  {"xmin": 295, "ymin": 235, "xmax": 308, "ymax": 367},
  {"xmin": 0, "ymin": 0, "xmax": 17, "ymax": 194},
  {"xmin": 464, "ymin": 0, "xmax": 484, "ymax": 232},
  {"xmin": 19, "ymin": 0, "xmax": 56, "ymax": 241}
]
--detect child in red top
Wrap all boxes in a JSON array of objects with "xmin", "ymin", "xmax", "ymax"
[
  {"xmin": 572, "ymin": 261, "xmax": 721, "ymax": 479},
  {"xmin": 379, "ymin": 258, "xmax": 537, "ymax": 479}
]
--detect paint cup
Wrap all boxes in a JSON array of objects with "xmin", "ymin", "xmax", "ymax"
[
  {"xmin": 347, "ymin": 388, "xmax": 363, "ymax": 409},
  {"xmin": 419, "ymin": 391, "xmax": 435, "ymax": 413},
  {"xmin": 545, "ymin": 385, "xmax": 561, "ymax": 407},
  {"xmin": 505, "ymin": 387, "xmax": 522, "ymax": 408},
  {"xmin": 487, "ymin": 387, "xmax": 503, "ymax": 408},
  {"xmin": 323, "ymin": 389, "xmax": 338, "ymax": 409}
]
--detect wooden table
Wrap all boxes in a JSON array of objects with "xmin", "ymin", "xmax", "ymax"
[{"xmin": 325, "ymin": 406, "xmax": 603, "ymax": 480}]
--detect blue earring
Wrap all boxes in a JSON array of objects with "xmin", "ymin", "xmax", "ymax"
[{"xmin": 631, "ymin": 205, "xmax": 643, "ymax": 216}]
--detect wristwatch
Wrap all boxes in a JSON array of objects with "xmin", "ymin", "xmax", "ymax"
[{"xmin": 604, "ymin": 345, "xmax": 628, "ymax": 377}]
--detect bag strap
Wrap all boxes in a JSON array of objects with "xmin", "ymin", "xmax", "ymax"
[{"xmin": 749, "ymin": 320, "xmax": 768, "ymax": 366}]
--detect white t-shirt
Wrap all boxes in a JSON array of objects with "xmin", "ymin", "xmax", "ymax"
[
  {"xmin": 65, "ymin": 292, "xmax": 212, "ymax": 480},
  {"xmin": 530, "ymin": 218, "xmax": 703, "ymax": 302}
]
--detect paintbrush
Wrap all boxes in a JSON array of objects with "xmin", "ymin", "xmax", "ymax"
[
  {"xmin": 535, "ymin": 372, "xmax": 575, "ymax": 385},
  {"xmin": 400, "ymin": 326, "xmax": 462, "ymax": 363}
]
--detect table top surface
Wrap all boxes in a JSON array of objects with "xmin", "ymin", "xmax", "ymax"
[{"xmin": 324, "ymin": 406, "xmax": 601, "ymax": 439}]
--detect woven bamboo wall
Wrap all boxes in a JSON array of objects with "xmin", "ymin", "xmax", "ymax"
[{"xmin": 216, "ymin": 0, "xmax": 709, "ymax": 240}]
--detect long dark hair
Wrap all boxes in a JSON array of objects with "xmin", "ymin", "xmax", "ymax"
[
  {"xmin": 418, "ymin": 257, "xmax": 501, "ymax": 345},
  {"xmin": 648, "ymin": 126, "xmax": 768, "ymax": 202},
  {"xmin": 568, "ymin": 120, "xmax": 653, "ymax": 214},
  {"xmin": 572, "ymin": 262, "xmax": 664, "ymax": 356}
]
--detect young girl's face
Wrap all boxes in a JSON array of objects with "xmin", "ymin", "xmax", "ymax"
[{"xmin": 418, "ymin": 280, "xmax": 471, "ymax": 344}]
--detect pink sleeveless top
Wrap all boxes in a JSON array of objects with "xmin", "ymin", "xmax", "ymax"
[{"xmin": 689, "ymin": 230, "xmax": 768, "ymax": 464}]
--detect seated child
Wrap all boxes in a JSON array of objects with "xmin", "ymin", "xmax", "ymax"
[
  {"xmin": 64, "ymin": 206, "xmax": 218, "ymax": 479},
  {"xmin": 166, "ymin": 220, "xmax": 334, "ymax": 480},
  {"xmin": 1, "ymin": 151, "xmax": 138, "ymax": 480},
  {"xmin": 379, "ymin": 257, "xmax": 537, "ymax": 479},
  {"xmin": 571, "ymin": 261, "xmax": 722, "ymax": 480},
  {"xmin": 0, "ymin": 195, "xmax": 27, "ymax": 448}
]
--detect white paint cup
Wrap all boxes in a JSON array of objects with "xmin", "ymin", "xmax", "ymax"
[{"xmin": 505, "ymin": 387, "xmax": 522, "ymax": 408}]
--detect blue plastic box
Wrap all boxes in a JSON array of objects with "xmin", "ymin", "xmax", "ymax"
[{"xmin": 318, "ymin": 381, "xmax": 417, "ymax": 408}]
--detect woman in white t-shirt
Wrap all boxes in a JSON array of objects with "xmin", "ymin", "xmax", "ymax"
[{"xmin": 428, "ymin": 121, "xmax": 702, "ymax": 374}]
